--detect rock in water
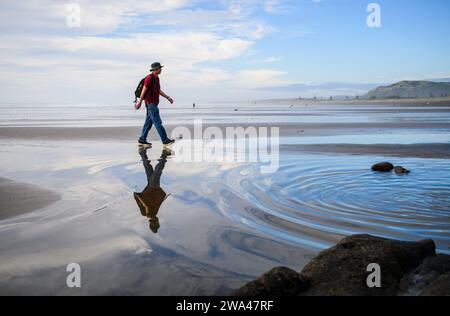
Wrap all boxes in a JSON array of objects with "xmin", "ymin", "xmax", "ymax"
[
  {"xmin": 371, "ymin": 162, "xmax": 394, "ymax": 172},
  {"xmin": 394, "ymin": 166, "xmax": 410, "ymax": 174},
  {"xmin": 230, "ymin": 267, "xmax": 309, "ymax": 296}
]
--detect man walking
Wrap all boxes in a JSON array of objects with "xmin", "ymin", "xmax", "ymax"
[{"xmin": 135, "ymin": 62, "xmax": 175, "ymax": 147}]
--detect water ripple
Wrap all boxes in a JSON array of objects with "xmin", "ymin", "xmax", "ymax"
[{"xmin": 213, "ymin": 155, "xmax": 450, "ymax": 253}]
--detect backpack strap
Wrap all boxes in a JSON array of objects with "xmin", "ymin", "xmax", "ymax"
[
  {"xmin": 146, "ymin": 74, "xmax": 156, "ymax": 88},
  {"xmin": 135, "ymin": 74, "xmax": 157, "ymax": 103}
]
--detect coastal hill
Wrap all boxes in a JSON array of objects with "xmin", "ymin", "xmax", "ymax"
[
  {"xmin": 364, "ymin": 81, "xmax": 450, "ymax": 99},
  {"xmin": 255, "ymin": 80, "xmax": 450, "ymax": 105}
]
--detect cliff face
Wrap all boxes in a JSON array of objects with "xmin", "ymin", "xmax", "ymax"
[
  {"xmin": 364, "ymin": 81, "xmax": 450, "ymax": 99},
  {"xmin": 231, "ymin": 235, "xmax": 450, "ymax": 296}
]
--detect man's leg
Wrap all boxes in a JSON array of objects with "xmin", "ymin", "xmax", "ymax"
[
  {"xmin": 139, "ymin": 105, "xmax": 154, "ymax": 142},
  {"xmin": 149, "ymin": 155, "xmax": 167, "ymax": 187},
  {"xmin": 148, "ymin": 104, "xmax": 169, "ymax": 142},
  {"xmin": 139, "ymin": 148, "xmax": 154, "ymax": 185}
]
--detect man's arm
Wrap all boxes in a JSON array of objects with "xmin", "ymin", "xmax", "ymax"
[
  {"xmin": 160, "ymin": 90, "xmax": 174, "ymax": 104},
  {"xmin": 135, "ymin": 85, "xmax": 148, "ymax": 110}
]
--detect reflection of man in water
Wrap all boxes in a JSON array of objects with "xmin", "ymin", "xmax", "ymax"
[{"xmin": 134, "ymin": 148, "xmax": 171, "ymax": 233}]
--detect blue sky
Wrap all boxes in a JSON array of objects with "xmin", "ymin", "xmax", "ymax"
[{"xmin": 0, "ymin": 0, "xmax": 449, "ymax": 104}]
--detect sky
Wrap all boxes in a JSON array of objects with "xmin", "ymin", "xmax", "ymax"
[{"xmin": 0, "ymin": 0, "xmax": 449, "ymax": 105}]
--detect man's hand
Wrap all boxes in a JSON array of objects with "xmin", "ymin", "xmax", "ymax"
[
  {"xmin": 135, "ymin": 99, "xmax": 142, "ymax": 110},
  {"xmin": 160, "ymin": 89, "xmax": 173, "ymax": 104}
]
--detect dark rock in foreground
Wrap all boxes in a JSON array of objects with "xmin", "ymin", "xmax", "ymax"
[
  {"xmin": 300, "ymin": 235, "xmax": 434, "ymax": 296},
  {"xmin": 371, "ymin": 162, "xmax": 394, "ymax": 172},
  {"xmin": 421, "ymin": 273, "xmax": 450, "ymax": 296},
  {"xmin": 230, "ymin": 267, "xmax": 309, "ymax": 296},
  {"xmin": 399, "ymin": 254, "xmax": 450, "ymax": 295},
  {"xmin": 231, "ymin": 235, "xmax": 450, "ymax": 296}
]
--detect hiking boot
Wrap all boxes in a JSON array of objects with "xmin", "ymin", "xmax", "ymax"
[
  {"xmin": 161, "ymin": 148, "xmax": 174, "ymax": 158},
  {"xmin": 162, "ymin": 138, "xmax": 175, "ymax": 146},
  {"xmin": 138, "ymin": 139, "xmax": 152, "ymax": 147},
  {"xmin": 138, "ymin": 146, "xmax": 151, "ymax": 157}
]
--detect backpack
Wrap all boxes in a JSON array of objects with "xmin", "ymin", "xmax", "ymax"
[{"xmin": 134, "ymin": 75, "xmax": 156, "ymax": 102}]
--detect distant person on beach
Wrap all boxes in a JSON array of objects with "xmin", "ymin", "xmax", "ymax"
[
  {"xmin": 133, "ymin": 147, "xmax": 172, "ymax": 234},
  {"xmin": 135, "ymin": 62, "xmax": 175, "ymax": 147},
  {"xmin": 193, "ymin": 103, "xmax": 196, "ymax": 109}
]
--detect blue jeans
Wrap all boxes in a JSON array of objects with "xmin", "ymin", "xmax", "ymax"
[{"xmin": 139, "ymin": 103, "xmax": 168, "ymax": 142}]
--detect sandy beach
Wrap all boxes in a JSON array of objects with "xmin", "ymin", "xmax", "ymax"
[
  {"xmin": 258, "ymin": 96, "xmax": 450, "ymax": 107},
  {"xmin": 2, "ymin": 0, "xmax": 450, "ymax": 298},
  {"xmin": 0, "ymin": 177, "xmax": 60, "ymax": 220},
  {"xmin": 0, "ymin": 102, "xmax": 449, "ymax": 295},
  {"xmin": 1, "ymin": 120, "xmax": 450, "ymax": 140}
]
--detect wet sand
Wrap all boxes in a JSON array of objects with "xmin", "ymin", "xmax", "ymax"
[
  {"xmin": 0, "ymin": 113, "xmax": 449, "ymax": 219},
  {"xmin": 1, "ymin": 121, "xmax": 450, "ymax": 139},
  {"xmin": 281, "ymin": 143, "xmax": 450, "ymax": 159},
  {"xmin": 0, "ymin": 177, "xmax": 60, "ymax": 220},
  {"xmin": 1, "ymin": 121, "xmax": 449, "ymax": 159},
  {"xmin": 0, "ymin": 103, "xmax": 449, "ymax": 295}
]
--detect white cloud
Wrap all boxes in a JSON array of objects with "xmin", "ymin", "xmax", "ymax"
[
  {"xmin": 236, "ymin": 69, "xmax": 294, "ymax": 88},
  {"xmin": 0, "ymin": 0, "xmax": 199, "ymax": 35},
  {"xmin": 186, "ymin": 68, "xmax": 233, "ymax": 86},
  {"xmin": 264, "ymin": 0, "xmax": 287, "ymax": 13},
  {"xmin": 225, "ymin": 0, "xmax": 287, "ymax": 16},
  {"xmin": 255, "ymin": 57, "xmax": 282, "ymax": 63},
  {"xmin": 0, "ymin": 0, "xmax": 292, "ymax": 103},
  {"xmin": 0, "ymin": 31, "xmax": 254, "ymax": 103}
]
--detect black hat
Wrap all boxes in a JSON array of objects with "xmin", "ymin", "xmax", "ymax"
[{"xmin": 150, "ymin": 62, "xmax": 164, "ymax": 71}]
